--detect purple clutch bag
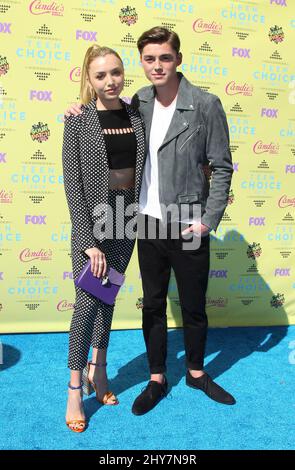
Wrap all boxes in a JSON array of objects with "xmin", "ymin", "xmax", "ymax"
[{"xmin": 74, "ymin": 259, "xmax": 125, "ymax": 305}]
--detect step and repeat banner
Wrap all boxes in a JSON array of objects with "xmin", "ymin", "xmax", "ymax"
[{"xmin": 0, "ymin": 0, "xmax": 294, "ymax": 333}]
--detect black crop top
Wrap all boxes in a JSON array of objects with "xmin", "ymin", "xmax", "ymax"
[{"xmin": 97, "ymin": 108, "xmax": 137, "ymax": 170}]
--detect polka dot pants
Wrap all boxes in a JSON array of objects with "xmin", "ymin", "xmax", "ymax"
[{"xmin": 68, "ymin": 188, "xmax": 136, "ymax": 370}]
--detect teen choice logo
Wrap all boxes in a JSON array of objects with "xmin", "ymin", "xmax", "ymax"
[
  {"xmin": 227, "ymin": 189, "xmax": 235, "ymax": 205},
  {"xmin": 0, "ymin": 56, "xmax": 9, "ymax": 76},
  {"xmin": 269, "ymin": 25, "xmax": 284, "ymax": 44},
  {"xmin": 247, "ymin": 242, "xmax": 262, "ymax": 259},
  {"xmin": 119, "ymin": 6, "xmax": 138, "ymax": 26},
  {"xmin": 30, "ymin": 122, "xmax": 50, "ymax": 143},
  {"xmin": 203, "ymin": 164, "xmax": 212, "ymax": 183},
  {"xmin": 270, "ymin": 293, "xmax": 285, "ymax": 308},
  {"xmin": 136, "ymin": 297, "xmax": 143, "ymax": 309}
]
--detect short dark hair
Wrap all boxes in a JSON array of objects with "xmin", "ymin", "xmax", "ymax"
[{"xmin": 137, "ymin": 26, "xmax": 181, "ymax": 55}]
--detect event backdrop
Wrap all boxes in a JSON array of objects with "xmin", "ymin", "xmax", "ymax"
[{"xmin": 0, "ymin": 0, "xmax": 294, "ymax": 333}]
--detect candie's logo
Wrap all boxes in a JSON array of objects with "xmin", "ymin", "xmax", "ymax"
[
  {"xmin": 57, "ymin": 300, "xmax": 75, "ymax": 311},
  {"xmin": 30, "ymin": 122, "xmax": 50, "ymax": 143},
  {"xmin": 0, "ymin": 189, "xmax": 13, "ymax": 203},
  {"xmin": 225, "ymin": 81, "xmax": 253, "ymax": 96},
  {"xmin": 278, "ymin": 195, "xmax": 295, "ymax": 208},
  {"xmin": 253, "ymin": 141, "xmax": 279, "ymax": 154},
  {"xmin": 247, "ymin": 242, "xmax": 262, "ymax": 259},
  {"xmin": 270, "ymin": 293, "xmax": 285, "ymax": 308},
  {"xmin": 206, "ymin": 297, "xmax": 228, "ymax": 308},
  {"xmin": 136, "ymin": 297, "xmax": 143, "ymax": 309},
  {"xmin": 0, "ymin": 55, "xmax": 9, "ymax": 76},
  {"xmin": 192, "ymin": 18, "xmax": 222, "ymax": 34},
  {"xmin": 269, "ymin": 25, "xmax": 284, "ymax": 43},
  {"xmin": 19, "ymin": 248, "xmax": 52, "ymax": 262},
  {"xmin": 119, "ymin": 6, "xmax": 138, "ymax": 26},
  {"xmin": 227, "ymin": 189, "xmax": 235, "ymax": 205},
  {"xmin": 69, "ymin": 67, "xmax": 81, "ymax": 82},
  {"xmin": 29, "ymin": 0, "xmax": 64, "ymax": 16}
]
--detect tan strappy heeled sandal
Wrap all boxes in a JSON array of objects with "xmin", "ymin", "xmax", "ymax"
[
  {"xmin": 66, "ymin": 382, "xmax": 87, "ymax": 433},
  {"xmin": 82, "ymin": 361, "xmax": 119, "ymax": 405}
]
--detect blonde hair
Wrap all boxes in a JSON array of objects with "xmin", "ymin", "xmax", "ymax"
[{"xmin": 80, "ymin": 44, "xmax": 124, "ymax": 105}]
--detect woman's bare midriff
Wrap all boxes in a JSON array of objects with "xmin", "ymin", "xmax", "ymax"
[{"xmin": 109, "ymin": 168, "xmax": 135, "ymax": 190}]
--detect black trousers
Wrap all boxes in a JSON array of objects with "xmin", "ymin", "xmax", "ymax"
[{"xmin": 137, "ymin": 214, "xmax": 210, "ymax": 374}]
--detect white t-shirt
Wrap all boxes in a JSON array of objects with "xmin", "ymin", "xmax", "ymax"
[{"xmin": 139, "ymin": 96, "xmax": 177, "ymax": 220}]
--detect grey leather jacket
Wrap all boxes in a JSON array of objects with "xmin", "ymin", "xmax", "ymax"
[{"xmin": 132, "ymin": 73, "xmax": 233, "ymax": 231}]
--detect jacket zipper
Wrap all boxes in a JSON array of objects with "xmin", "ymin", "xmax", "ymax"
[{"xmin": 179, "ymin": 125, "xmax": 201, "ymax": 151}]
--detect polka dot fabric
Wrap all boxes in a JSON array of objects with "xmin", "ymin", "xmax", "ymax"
[
  {"xmin": 62, "ymin": 97, "xmax": 145, "ymax": 251},
  {"xmin": 68, "ymin": 188, "xmax": 136, "ymax": 370},
  {"xmin": 62, "ymin": 97, "xmax": 145, "ymax": 370}
]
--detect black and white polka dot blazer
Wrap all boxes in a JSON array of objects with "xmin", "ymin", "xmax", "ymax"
[{"xmin": 62, "ymin": 97, "xmax": 146, "ymax": 252}]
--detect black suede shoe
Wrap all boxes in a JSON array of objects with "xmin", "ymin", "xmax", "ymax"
[
  {"xmin": 186, "ymin": 371, "xmax": 236, "ymax": 405},
  {"xmin": 132, "ymin": 377, "xmax": 168, "ymax": 416}
]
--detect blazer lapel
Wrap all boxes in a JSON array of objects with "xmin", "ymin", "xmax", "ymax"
[
  {"xmin": 84, "ymin": 98, "xmax": 109, "ymax": 161},
  {"xmin": 160, "ymin": 109, "xmax": 189, "ymax": 149},
  {"xmin": 82, "ymin": 98, "xmax": 109, "ymax": 230}
]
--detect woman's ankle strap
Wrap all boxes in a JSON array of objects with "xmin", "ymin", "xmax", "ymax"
[
  {"xmin": 88, "ymin": 361, "xmax": 107, "ymax": 367},
  {"xmin": 68, "ymin": 381, "xmax": 83, "ymax": 390}
]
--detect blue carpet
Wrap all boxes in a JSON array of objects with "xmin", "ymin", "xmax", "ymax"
[{"xmin": 0, "ymin": 326, "xmax": 294, "ymax": 450}]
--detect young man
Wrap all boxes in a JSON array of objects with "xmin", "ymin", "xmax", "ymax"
[
  {"xmin": 130, "ymin": 27, "xmax": 235, "ymax": 415},
  {"xmin": 64, "ymin": 27, "xmax": 235, "ymax": 414}
]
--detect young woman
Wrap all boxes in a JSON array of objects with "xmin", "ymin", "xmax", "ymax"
[{"xmin": 62, "ymin": 45, "xmax": 145, "ymax": 432}]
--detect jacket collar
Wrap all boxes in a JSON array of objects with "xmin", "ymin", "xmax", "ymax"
[
  {"xmin": 137, "ymin": 72, "xmax": 195, "ymax": 111},
  {"xmin": 83, "ymin": 96, "xmax": 97, "ymax": 110}
]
